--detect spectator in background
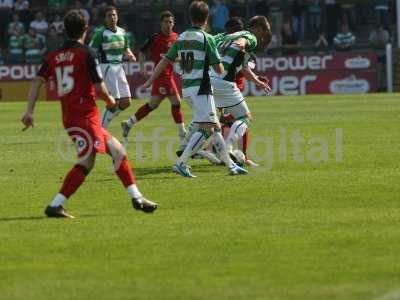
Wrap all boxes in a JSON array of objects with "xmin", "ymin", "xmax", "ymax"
[
  {"xmin": 14, "ymin": 0, "xmax": 28, "ymax": 10},
  {"xmin": 49, "ymin": 14, "xmax": 64, "ymax": 35},
  {"xmin": 253, "ymin": 0, "xmax": 269, "ymax": 18},
  {"xmin": 0, "ymin": 0, "xmax": 14, "ymax": 47},
  {"xmin": 268, "ymin": 0, "xmax": 283, "ymax": 35},
  {"xmin": 339, "ymin": 0, "xmax": 356, "ymax": 32},
  {"xmin": 325, "ymin": 0, "xmax": 339, "ymax": 45},
  {"xmin": 281, "ymin": 20, "xmax": 299, "ymax": 55},
  {"xmin": 374, "ymin": 0, "xmax": 389, "ymax": 32},
  {"xmin": 8, "ymin": 13, "xmax": 25, "ymax": 36},
  {"xmin": 8, "ymin": 27, "xmax": 24, "ymax": 63},
  {"xmin": 369, "ymin": 25, "xmax": 390, "ymax": 50},
  {"xmin": 24, "ymin": 27, "xmax": 45, "ymax": 64},
  {"xmin": 210, "ymin": 0, "xmax": 230, "ymax": 34},
  {"xmin": 74, "ymin": 0, "xmax": 90, "ymax": 23},
  {"xmin": 306, "ymin": 0, "xmax": 321, "ymax": 40},
  {"xmin": 45, "ymin": 27, "xmax": 63, "ymax": 53},
  {"xmin": 314, "ymin": 30, "xmax": 329, "ymax": 52},
  {"xmin": 333, "ymin": 22, "xmax": 355, "ymax": 51},
  {"xmin": 30, "ymin": 12, "xmax": 49, "ymax": 37},
  {"xmin": 291, "ymin": 0, "xmax": 306, "ymax": 41}
]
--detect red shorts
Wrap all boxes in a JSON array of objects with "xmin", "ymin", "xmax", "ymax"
[
  {"xmin": 66, "ymin": 118, "xmax": 111, "ymax": 158},
  {"xmin": 151, "ymin": 76, "xmax": 179, "ymax": 99}
]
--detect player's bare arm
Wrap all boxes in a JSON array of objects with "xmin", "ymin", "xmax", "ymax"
[
  {"xmin": 141, "ymin": 57, "xmax": 170, "ymax": 88},
  {"xmin": 241, "ymin": 67, "xmax": 271, "ymax": 92},
  {"xmin": 212, "ymin": 63, "xmax": 224, "ymax": 75},
  {"xmin": 21, "ymin": 76, "xmax": 45, "ymax": 131},
  {"xmin": 233, "ymin": 37, "xmax": 247, "ymax": 51},
  {"xmin": 95, "ymin": 81, "xmax": 117, "ymax": 110},
  {"xmin": 124, "ymin": 48, "xmax": 136, "ymax": 61}
]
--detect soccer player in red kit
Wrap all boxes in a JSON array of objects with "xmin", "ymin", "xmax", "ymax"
[
  {"xmin": 21, "ymin": 10, "xmax": 157, "ymax": 218},
  {"xmin": 121, "ymin": 10, "xmax": 186, "ymax": 143}
]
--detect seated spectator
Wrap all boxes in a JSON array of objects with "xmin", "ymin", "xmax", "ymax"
[
  {"xmin": 14, "ymin": 0, "xmax": 28, "ymax": 10},
  {"xmin": 45, "ymin": 27, "xmax": 63, "ymax": 53},
  {"xmin": 281, "ymin": 20, "xmax": 299, "ymax": 55},
  {"xmin": 315, "ymin": 30, "xmax": 329, "ymax": 52},
  {"xmin": 210, "ymin": 0, "xmax": 230, "ymax": 34},
  {"xmin": 8, "ymin": 13, "xmax": 25, "ymax": 36},
  {"xmin": 49, "ymin": 14, "xmax": 64, "ymax": 35},
  {"xmin": 30, "ymin": 12, "xmax": 49, "ymax": 37},
  {"xmin": 24, "ymin": 27, "xmax": 45, "ymax": 64},
  {"xmin": 369, "ymin": 25, "xmax": 390, "ymax": 49},
  {"xmin": 333, "ymin": 23, "xmax": 355, "ymax": 51},
  {"xmin": 306, "ymin": 0, "xmax": 321, "ymax": 39},
  {"xmin": 339, "ymin": 0, "xmax": 356, "ymax": 31},
  {"xmin": 8, "ymin": 27, "xmax": 24, "ymax": 63},
  {"xmin": 48, "ymin": 0, "xmax": 67, "ymax": 8}
]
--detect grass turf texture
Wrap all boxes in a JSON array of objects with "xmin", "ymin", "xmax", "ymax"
[{"xmin": 0, "ymin": 94, "xmax": 399, "ymax": 300}]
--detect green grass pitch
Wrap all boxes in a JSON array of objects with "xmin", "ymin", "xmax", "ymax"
[{"xmin": 1, "ymin": 94, "xmax": 400, "ymax": 300}]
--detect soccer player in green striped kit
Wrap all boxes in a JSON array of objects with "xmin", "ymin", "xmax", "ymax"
[
  {"xmin": 89, "ymin": 6, "xmax": 136, "ymax": 128},
  {"xmin": 211, "ymin": 16, "xmax": 272, "ymax": 157},
  {"xmin": 141, "ymin": 0, "xmax": 247, "ymax": 178}
]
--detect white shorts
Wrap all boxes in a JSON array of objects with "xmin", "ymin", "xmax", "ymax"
[
  {"xmin": 212, "ymin": 77, "xmax": 244, "ymax": 108},
  {"xmin": 100, "ymin": 64, "xmax": 131, "ymax": 99},
  {"xmin": 223, "ymin": 101, "xmax": 250, "ymax": 120},
  {"xmin": 187, "ymin": 94, "xmax": 218, "ymax": 123}
]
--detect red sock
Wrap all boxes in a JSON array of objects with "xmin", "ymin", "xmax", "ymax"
[
  {"xmin": 59, "ymin": 165, "xmax": 88, "ymax": 198},
  {"xmin": 171, "ymin": 104, "xmax": 183, "ymax": 124},
  {"xmin": 116, "ymin": 156, "xmax": 136, "ymax": 188},
  {"xmin": 135, "ymin": 104, "xmax": 152, "ymax": 122},
  {"xmin": 241, "ymin": 130, "xmax": 249, "ymax": 160}
]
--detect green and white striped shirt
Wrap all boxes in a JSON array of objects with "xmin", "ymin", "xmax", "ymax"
[
  {"xmin": 165, "ymin": 27, "xmax": 221, "ymax": 97},
  {"xmin": 212, "ymin": 31, "xmax": 257, "ymax": 82},
  {"xmin": 89, "ymin": 26, "xmax": 129, "ymax": 64}
]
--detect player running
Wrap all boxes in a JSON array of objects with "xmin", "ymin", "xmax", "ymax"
[
  {"xmin": 121, "ymin": 11, "xmax": 186, "ymax": 144},
  {"xmin": 21, "ymin": 10, "xmax": 157, "ymax": 218},
  {"xmin": 211, "ymin": 16, "xmax": 272, "ymax": 160},
  {"xmin": 141, "ymin": 0, "xmax": 247, "ymax": 178},
  {"xmin": 89, "ymin": 6, "xmax": 136, "ymax": 129}
]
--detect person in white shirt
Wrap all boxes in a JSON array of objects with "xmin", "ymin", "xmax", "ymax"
[{"xmin": 30, "ymin": 11, "xmax": 48, "ymax": 37}]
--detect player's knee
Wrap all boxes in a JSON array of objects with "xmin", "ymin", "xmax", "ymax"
[{"xmin": 118, "ymin": 98, "xmax": 131, "ymax": 110}]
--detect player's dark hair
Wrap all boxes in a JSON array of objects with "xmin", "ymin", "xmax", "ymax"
[
  {"xmin": 225, "ymin": 17, "xmax": 245, "ymax": 34},
  {"xmin": 64, "ymin": 10, "xmax": 87, "ymax": 39},
  {"xmin": 248, "ymin": 15, "xmax": 271, "ymax": 33},
  {"xmin": 104, "ymin": 5, "xmax": 117, "ymax": 18},
  {"xmin": 189, "ymin": 1, "xmax": 209, "ymax": 24},
  {"xmin": 160, "ymin": 10, "xmax": 174, "ymax": 22}
]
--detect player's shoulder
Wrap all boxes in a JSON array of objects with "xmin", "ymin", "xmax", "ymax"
[
  {"xmin": 93, "ymin": 25, "xmax": 105, "ymax": 35},
  {"xmin": 116, "ymin": 26, "xmax": 126, "ymax": 34}
]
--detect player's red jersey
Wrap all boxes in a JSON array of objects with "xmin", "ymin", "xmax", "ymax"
[
  {"xmin": 141, "ymin": 31, "xmax": 178, "ymax": 78},
  {"xmin": 37, "ymin": 40, "xmax": 110, "ymax": 158},
  {"xmin": 38, "ymin": 40, "xmax": 103, "ymax": 128},
  {"xmin": 236, "ymin": 71, "xmax": 245, "ymax": 92}
]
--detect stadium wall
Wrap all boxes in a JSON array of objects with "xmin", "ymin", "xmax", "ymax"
[{"xmin": 0, "ymin": 52, "xmax": 378, "ymax": 101}]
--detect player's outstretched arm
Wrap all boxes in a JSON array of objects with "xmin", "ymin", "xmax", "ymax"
[
  {"xmin": 21, "ymin": 76, "xmax": 45, "ymax": 131},
  {"xmin": 141, "ymin": 57, "xmax": 170, "ymax": 89},
  {"xmin": 242, "ymin": 67, "xmax": 271, "ymax": 93},
  {"xmin": 95, "ymin": 81, "xmax": 117, "ymax": 110}
]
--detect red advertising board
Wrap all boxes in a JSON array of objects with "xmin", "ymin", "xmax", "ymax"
[{"xmin": 0, "ymin": 51, "xmax": 378, "ymax": 100}]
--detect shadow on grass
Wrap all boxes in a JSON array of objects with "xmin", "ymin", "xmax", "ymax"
[
  {"xmin": 0, "ymin": 214, "xmax": 97, "ymax": 222},
  {"xmin": 134, "ymin": 164, "xmax": 219, "ymax": 179}
]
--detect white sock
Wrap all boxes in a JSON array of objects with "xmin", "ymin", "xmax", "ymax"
[
  {"xmin": 50, "ymin": 193, "xmax": 66, "ymax": 207},
  {"xmin": 101, "ymin": 107, "xmax": 121, "ymax": 128},
  {"xmin": 178, "ymin": 121, "xmax": 198, "ymax": 152},
  {"xmin": 213, "ymin": 131, "xmax": 235, "ymax": 168},
  {"xmin": 127, "ymin": 115, "xmax": 137, "ymax": 128},
  {"xmin": 127, "ymin": 184, "xmax": 142, "ymax": 199},
  {"xmin": 177, "ymin": 131, "xmax": 207, "ymax": 165},
  {"xmin": 226, "ymin": 120, "xmax": 248, "ymax": 153}
]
